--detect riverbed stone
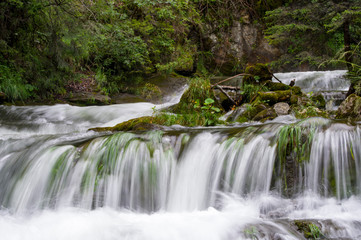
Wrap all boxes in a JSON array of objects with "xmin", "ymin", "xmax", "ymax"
[
  {"xmin": 253, "ymin": 107, "xmax": 277, "ymax": 122},
  {"xmin": 273, "ymin": 102, "xmax": 290, "ymax": 116},
  {"xmin": 337, "ymin": 94, "xmax": 361, "ymax": 120},
  {"xmin": 257, "ymin": 90, "xmax": 292, "ymax": 105}
]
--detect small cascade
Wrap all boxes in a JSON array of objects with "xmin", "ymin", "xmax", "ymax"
[
  {"xmin": 273, "ymin": 70, "xmax": 350, "ymax": 110},
  {"xmin": 273, "ymin": 70, "xmax": 349, "ymax": 93}
]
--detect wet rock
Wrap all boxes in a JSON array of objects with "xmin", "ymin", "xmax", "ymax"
[
  {"xmin": 273, "ymin": 102, "xmax": 290, "ymax": 116},
  {"xmin": 290, "ymin": 86, "xmax": 302, "ymax": 95},
  {"xmin": 337, "ymin": 94, "xmax": 361, "ymax": 120},
  {"xmin": 257, "ymin": 90, "xmax": 292, "ymax": 105},
  {"xmin": 89, "ymin": 116, "xmax": 168, "ymax": 132},
  {"xmin": 290, "ymin": 95, "xmax": 300, "ymax": 105},
  {"xmin": 238, "ymin": 102, "xmax": 268, "ymax": 121},
  {"xmin": 253, "ymin": 107, "xmax": 277, "ymax": 122},
  {"xmin": 264, "ymin": 81, "xmax": 291, "ymax": 91},
  {"xmin": 67, "ymin": 92, "xmax": 111, "ymax": 105},
  {"xmin": 243, "ymin": 63, "xmax": 272, "ymax": 85}
]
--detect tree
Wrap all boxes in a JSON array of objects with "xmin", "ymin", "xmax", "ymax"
[{"xmin": 265, "ymin": 0, "xmax": 361, "ymax": 71}]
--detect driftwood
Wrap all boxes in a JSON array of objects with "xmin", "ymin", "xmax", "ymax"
[
  {"xmin": 215, "ymin": 85, "xmax": 240, "ymax": 91},
  {"xmin": 211, "ymin": 73, "xmax": 250, "ymax": 88},
  {"xmin": 272, "ymin": 73, "xmax": 282, "ymax": 83},
  {"xmin": 215, "ymin": 85, "xmax": 237, "ymax": 106}
]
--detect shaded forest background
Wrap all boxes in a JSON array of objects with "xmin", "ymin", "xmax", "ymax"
[{"xmin": 0, "ymin": 0, "xmax": 360, "ymax": 102}]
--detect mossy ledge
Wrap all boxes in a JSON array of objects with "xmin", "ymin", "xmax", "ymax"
[{"xmin": 89, "ymin": 117, "xmax": 166, "ymax": 132}]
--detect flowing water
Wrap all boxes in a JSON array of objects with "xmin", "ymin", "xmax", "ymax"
[
  {"xmin": 1, "ymin": 72, "xmax": 361, "ymax": 240},
  {"xmin": 274, "ymin": 70, "xmax": 350, "ymax": 110}
]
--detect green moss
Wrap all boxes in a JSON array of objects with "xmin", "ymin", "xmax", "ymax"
[
  {"xmin": 172, "ymin": 77, "xmax": 216, "ymax": 114},
  {"xmin": 290, "ymin": 94, "xmax": 299, "ymax": 105},
  {"xmin": 253, "ymin": 108, "xmax": 277, "ymax": 122},
  {"xmin": 264, "ymin": 80, "xmax": 291, "ymax": 91},
  {"xmin": 291, "ymin": 86, "xmax": 302, "ymax": 95},
  {"xmin": 293, "ymin": 106, "xmax": 328, "ymax": 119},
  {"xmin": 244, "ymin": 63, "xmax": 272, "ymax": 84},
  {"xmin": 310, "ymin": 93, "xmax": 326, "ymax": 109},
  {"xmin": 257, "ymin": 90, "xmax": 292, "ymax": 105},
  {"xmin": 90, "ymin": 116, "xmax": 157, "ymax": 132},
  {"xmin": 237, "ymin": 102, "xmax": 269, "ymax": 121},
  {"xmin": 294, "ymin": 221, "xmax": 324, "ymax": 239}
]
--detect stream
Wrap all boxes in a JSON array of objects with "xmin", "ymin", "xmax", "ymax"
[{"xmin": 0, "ymin": 71, "xmax": 360, "ymax": 240}]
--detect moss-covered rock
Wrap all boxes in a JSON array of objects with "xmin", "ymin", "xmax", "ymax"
[
  {"xmin": 256, "ymin": 90, "xmax": 292, "ymax": 105},
  {"xmin": 310, "ymin": 93, "xmax": 326, "ymax": 109},
  {"xmin": 264, "ymin": 81, "xmax": 291, "ymax": 91},
  {"xmin": 293, "ymin": 106, "xmax": 328, "ymax": 118},
  {"xmin": 336, "ymin": 94, "xmax": 361, "ymax": 120},
  {"xmin": 231, "ymin": 101, "xmax": 269, "ymax": 122},
  {"xmin": 243, "ymin": 63, "xmax": 272, "ymax": 85},
  {"xmin": 172, "ymin": 77, "xmax": 216, "ymax": 114},
  {"xmin": 89, "ymin": 117, "xmax": 166, "ymax": 132},
  {"xmin": 290, "ymin": 86, "xmax": 302, "ymax": 95},
  {"xmin": 253, "ymin": 107, "xmax": 277, "ymax": 122}
]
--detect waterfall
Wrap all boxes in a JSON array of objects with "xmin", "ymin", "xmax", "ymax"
[{"xmin": 1, "ymin": 71, "xmax": 361, "ymax": 240}]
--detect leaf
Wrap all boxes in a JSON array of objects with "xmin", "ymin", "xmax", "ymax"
[
  {"xmin": 204, "ymin": 98, "xmax": 215, "ymax": 105},
  {"xmin": 211, "ymin": 106, "xmax": 221, "ymax": 112}
]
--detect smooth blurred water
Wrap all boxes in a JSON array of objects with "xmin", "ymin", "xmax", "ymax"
[{"xmin": 0, "ymin": 73, "xmax": 361, "ymax": 240}]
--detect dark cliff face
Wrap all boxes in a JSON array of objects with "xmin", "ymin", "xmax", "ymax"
[{"xmin": 200, "ymin": 18, "xmax": 280, "ymax": 75}]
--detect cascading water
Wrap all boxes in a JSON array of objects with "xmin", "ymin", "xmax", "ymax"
[
  {"xmin": 273, "ymin": 70, "xmax": 350, "ymax": 110},
  {"xmin": 1, "ymin": 71, "xmax": 361, "ymax": 240}
]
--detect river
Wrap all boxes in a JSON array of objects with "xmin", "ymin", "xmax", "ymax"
[{"xmin": 0, "ymin": 71, "xmax": 360, "ymax": 240}]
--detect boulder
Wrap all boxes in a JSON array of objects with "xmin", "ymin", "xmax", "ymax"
[
  {"xmin": 336, "ymin": 94, "xmax": 361, "ymax": 120},
  {"xmin": 257, "ymin": 90, "xmax": 292, "ymax": 105},
  {"xmin": 67, "ymin": 92, "xmax": 111, "ymax": 105},
  {"xmin": 243, "ymin": 63, "xmax": 272, "ymax": 85},
  {"xmin": 274, "ymin": 102, "xmax": 290, "ymax": 116},
  {"xmin": 264, "ymin": 81, "xmax": 291, "ymax": 91},
  {"xmin": 253, "ymin": 107, "xmax": 277, "ymax": 122}
]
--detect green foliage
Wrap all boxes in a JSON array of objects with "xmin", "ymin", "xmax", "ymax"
[
  {"xmin": 243, "ymin": 226, "xmax": 259, "ymax": 240},
  {"xmin": 0, "ymin": 65, "xmax": 34, "ymax": 101},
  {"xmin": 173, "ymin": 77, "xmax": 215, "ymax": 113},
  {"xmin": 241, "ymin": 83, "xmax": 269, "ymax": 103},
  {"xmin": 265, "ymin": 0, "xmax": 361, "ymax": 70},
  {"xmin": 277, "ymin": 123, "xmax": 316, "ymax": 164}
]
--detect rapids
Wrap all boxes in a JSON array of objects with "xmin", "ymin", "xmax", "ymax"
[{"xmin": 1, "ymin": 71, "xmax": 361, "ymax": 240}]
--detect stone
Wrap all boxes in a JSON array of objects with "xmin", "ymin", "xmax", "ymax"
[
  {"xmin": 253, "ymin": 107, "xmax": 277, "ymax": 122},
  {"xmin": 273, "ymin": 102, "xmax": 290, "ymax": 116},
  {"xmin": 257, "ymin": 90, "xmax": 292, "ymax": 105},
  {"xmin": 243, "ymin": 63, "xmax": 272, "ymax": 85},
  {"xmin": 67, "ymin": 92, "xmax": 111, "ymax": 105},
  {"xmin": 264, "ymin": 81, "xmax": 291, "ymax": 91},
  {"xmin": 337, "ymin": 94, "xmax": 361, "ymax": 120}
]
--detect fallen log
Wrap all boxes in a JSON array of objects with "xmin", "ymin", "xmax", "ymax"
[
  {"xmin": 215, "ymin": 85, "xmax": 240, "ymax": 91},
  {"xmin": 211, "ymin": 73, "xmax": 250, "ymax": 88}
]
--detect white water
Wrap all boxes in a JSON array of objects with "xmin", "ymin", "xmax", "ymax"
[
  {"xmin": 1, "ymin": 72, "xmax": 361, "ymax": 240},
  {"xmin": 273, "ymin": 70, "xmax": 349, "ymax": 93}
]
